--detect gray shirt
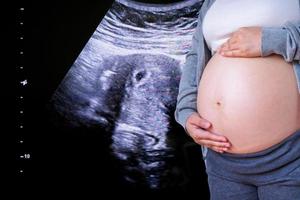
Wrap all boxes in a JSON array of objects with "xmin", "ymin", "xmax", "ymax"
[{"xmin": 174, "ymin": 0, "xmax": 300, "ymax": 160}]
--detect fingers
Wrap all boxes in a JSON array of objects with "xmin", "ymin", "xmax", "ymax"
[
  {"xmin": 220, "ymin": 49, "xmax": 244, "ymax": 57},
  {"xmin": 192, "ymin": 129, "xmax": 231, "ymax": 153},
  {"xmin": 218, "ymin": 40, "xmax": 239, "ymax": 52},
  {"xmin": 217, "ymin": 40, "xmax": 241, "ymax": 56},
  {"xmin": 186, "ymin": 113, "xmax": 232, "ymax": 153},
  {"xmin": 197, "ymin": 139, "xmax": 231, "ymax": 148},
  {"xmin": 194, "ymin": 129, "xmax": 232, "ymax": 153},
  {"xmin": 218, "ymin": 41, "xmax": 246, "ymax": 57},
  {"xmin": 211, "ymin": 146, "xmax": 227, "ymax": 153},
  {"xmin": 217, "ymin": 26, "xmax": 262, "ymax": 57},
  {"xmin": 196, "ymin": 129, "xmax": 228, "ymax": 142}
]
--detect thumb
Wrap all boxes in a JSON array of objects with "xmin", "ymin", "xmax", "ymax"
[{"xmin": 192, "ymin": 114, "xmax": 211, "ymax": 129}]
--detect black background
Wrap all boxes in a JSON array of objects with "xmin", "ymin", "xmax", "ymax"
[{"xmin": 16, "ymin": 0, "xmax": 209, "ymax": 198}]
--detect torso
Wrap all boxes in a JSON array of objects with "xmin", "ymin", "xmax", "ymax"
[
  {"xmin": 198, "ymin": 0, "xmax": 300, "ymax": 154},
  {"xmin": 197, "ymin": 54, "xmax": 300, "ymax": 154},
  {"xmin": 202, "ymin": 0, "xmax": 300, "ymax": 54}
]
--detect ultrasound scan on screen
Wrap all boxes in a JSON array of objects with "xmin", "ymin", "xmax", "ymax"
[{"xmin": 16, "ymin": 0, "xmax": 209, "ymax": 198}]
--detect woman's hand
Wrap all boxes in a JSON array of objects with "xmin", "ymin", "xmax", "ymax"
[
  {"xmin": 217, "ymin": 27, "xmax": 262, "ymax": 57},
  {"xmin": 186, "ymin": 112, "xmax": 231, "ymax": 153}
]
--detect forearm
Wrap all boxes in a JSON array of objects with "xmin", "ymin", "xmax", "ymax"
[
  {"xmin": 174, "ymin": 32, "xmax": 199, "ymax": 131},
  {"xmin": 261, "ymin": 20, "xmax": 300, "ymax": 62},
  {"xmin": 174, "ymin": 0, "xmax": 213, "ymax": 131}
]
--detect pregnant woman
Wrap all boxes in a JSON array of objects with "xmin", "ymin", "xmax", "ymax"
[{"xmin": 175, "ymin": 0, "xmax": 300, "ymax": 199}]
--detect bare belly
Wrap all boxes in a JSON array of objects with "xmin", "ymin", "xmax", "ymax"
[{"xmin": 197, "ymin": 53, "xmax": 300, "ymax": 154}]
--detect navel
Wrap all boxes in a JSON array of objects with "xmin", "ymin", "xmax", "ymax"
[{"xmin": 215, "ymin": 101, "xmax": 223, "ymax": 108}]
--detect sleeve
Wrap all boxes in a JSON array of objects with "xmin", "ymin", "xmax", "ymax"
[
  {"xmin": 174, "ymin": 0, "xmax": 210, "ymax": 132},
  {"xmin": 261, "ymin": 20, "xmax": 300, "ymax": 62}
]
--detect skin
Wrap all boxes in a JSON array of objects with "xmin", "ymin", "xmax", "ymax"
[
  {"xmin": 186, "ymin": 27, "xmax": 262, "ymax": 153},
  {"xmin": 217, "ymin": 27, "xmax": 262, "ymax": 58}
]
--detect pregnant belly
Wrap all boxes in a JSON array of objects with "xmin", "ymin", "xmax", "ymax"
[{"xmin": 197, "ymin": 53, "xmax": 300, "ymax": 154}]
